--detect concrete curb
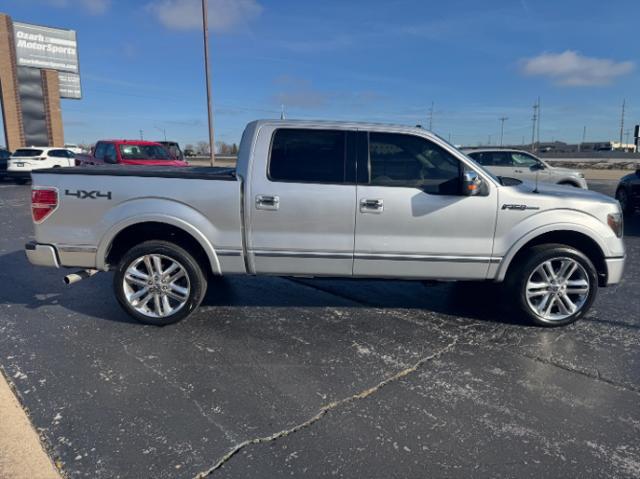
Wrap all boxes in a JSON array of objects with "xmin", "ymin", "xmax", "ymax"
[{"xmin": 0, "ymin": 368, "xmax": 62, "ymax": 479}]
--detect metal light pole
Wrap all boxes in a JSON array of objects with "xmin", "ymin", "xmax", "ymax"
[{"xmin": 202, "ymin": 0, "xmax": 215, "ymax": 165}]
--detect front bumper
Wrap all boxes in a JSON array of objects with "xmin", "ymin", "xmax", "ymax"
[
  {"xmin": 605, "ymin": 256, "xmax": 625, "ymax": 286},
  {"xmin": 25, "ymin": 241, "xmax": 59, "ymax": 268}
]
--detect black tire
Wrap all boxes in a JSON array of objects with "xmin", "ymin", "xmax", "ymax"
[
  {"xmin": 113, "ymin": 240, "xmax": 207, "ymax": 326},
  {"xmin": 506, "ymin": 244, "xmax": 598, "ymax": 327},
  {"xmin": 616, "ymin": 187, "xmax": 633, "ymax": 216}
]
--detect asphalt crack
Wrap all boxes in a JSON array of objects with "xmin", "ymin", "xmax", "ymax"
[
  {"xmin": 510, "ymin": 349, "xmax": 640, "ymax": 395},
  {"xmin": 194, "ymin": 337, "xmax": 460, "ymax": 478}
]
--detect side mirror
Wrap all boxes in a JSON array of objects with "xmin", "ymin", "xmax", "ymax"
[
  {"xmin": 462, "ymin": 170, "xmax": 482, "ymax": 196},
  {"xmin": 530, "ymin": 162, "xmax": 545, "ymax": 171}
]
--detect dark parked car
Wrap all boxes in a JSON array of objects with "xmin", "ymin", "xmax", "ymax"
[
  {"xmin": 0, "ymin": 148, "xmax": 10, "ymax": 177},
  {"xmin": 615, "ymin": 169, "xmax": 640, "ymax": 216},
  {"xmin": 157, "ymin": 141, "xmax": 184, "ymax": 161}
]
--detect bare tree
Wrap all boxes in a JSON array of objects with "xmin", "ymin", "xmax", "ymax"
[{"xmin": 196, "ymin": 141, "xmax": 210, "ymax": 155}]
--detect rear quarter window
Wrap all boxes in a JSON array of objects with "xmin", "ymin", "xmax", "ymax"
[{"xmin": 13, "ymin": 149, "xmax": 43, "ymax": 157}]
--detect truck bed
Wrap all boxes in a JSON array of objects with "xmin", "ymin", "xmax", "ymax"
[{"xmin": 35, "ymin": 165, "xmax": 237, "ymax": 181}]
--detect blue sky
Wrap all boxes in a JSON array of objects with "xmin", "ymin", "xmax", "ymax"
[{"xmin": 3, "ymin": 0, "xmax": 640, "ymax": 147}]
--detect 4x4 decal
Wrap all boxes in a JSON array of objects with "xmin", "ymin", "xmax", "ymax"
[{"xmin": 65, "ymin": 189, "xmax": 112, "ymax": 200}]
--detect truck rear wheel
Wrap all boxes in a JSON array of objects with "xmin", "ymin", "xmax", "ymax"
[
  {"xmin": 113, "ymin": 240, "xmax": 207, "ymax": 325},
  {"xmin": 507, "ymin": 244, "xmax": 598, "ymax": 327}
]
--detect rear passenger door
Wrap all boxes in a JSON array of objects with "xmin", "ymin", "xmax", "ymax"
[{"xmin": 247, "ymin": 127, "xmax": 357, "ymax": 276}]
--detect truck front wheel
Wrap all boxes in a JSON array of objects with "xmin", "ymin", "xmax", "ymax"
[
  {"xmin": 508, "ymin": 244, "xmax": 598, "ymax": 327},
  {"xmin": 114, "ymin": 240, "xmax": 207, "ymax": 325}
]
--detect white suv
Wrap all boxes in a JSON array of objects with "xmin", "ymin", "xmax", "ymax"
[
  {"xmin": 463, "ymin": 149, "xmax": 588, "ymax": 189},
  {"xmin": 7, "ymin": 147, "xmax": 76, "ymax": 184}
]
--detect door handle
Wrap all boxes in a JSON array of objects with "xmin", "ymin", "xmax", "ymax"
[
  {"xmin": 256, "ymin": 194, "xmax": 280, "ymax": 210},
  {"xmin": 360, "ymin": 198, "xmax": 384, "ymax": 213}
]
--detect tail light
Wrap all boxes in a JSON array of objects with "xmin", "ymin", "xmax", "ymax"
[{"xmin": 31, "ymin": 187, "xmax": 58, "ymax": 223}]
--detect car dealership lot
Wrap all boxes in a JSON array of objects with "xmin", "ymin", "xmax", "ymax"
[{"xmin": 0, "ymin": 179, "xmax": 639, "ymax": 478}]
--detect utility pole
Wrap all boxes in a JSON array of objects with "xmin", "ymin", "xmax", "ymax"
[
  {"xmin": 499, "ymin": 117, "xmax": 508, "ymax": 146},
  {"xmin": 428, "ymin": 101, "xmax": 434, "ymax": 131},
  {"xmin": 619, "ymin": 99, "xmax": 626, "ymax": 147},
  {"xmin": 139, "ymin": 129, "xmax": 143, "ymax": 140},
  {"xmin": 625, "ymin": 129, "xmax": 631, "ymax": 149},
  {"xmin": 536, "ymin": 97, "xmax": 541, "ymax": 148},
  {"xmin": 531, "ymin": 99, "xmax": 539, "ymax": 152},
  {"xmin": 202, "ymin": 0, "xmax": 216, "ymax": 166},
  {"xmin": 155, "ymin": 126, "xmax": 167, "ymax": 141},
  {"xmin": 579, "ymin": 125, "xmax": 586, "ymax": 152}
]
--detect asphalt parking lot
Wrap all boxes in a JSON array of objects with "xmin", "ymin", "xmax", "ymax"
[{"xmin": 0, "ymin": 178, "xmax": 639, "ymax": 478}]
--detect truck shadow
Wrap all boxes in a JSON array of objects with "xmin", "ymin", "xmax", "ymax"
[{"xmin": 0, "ymin": 250, "xmax": 529, "ymax": 327}]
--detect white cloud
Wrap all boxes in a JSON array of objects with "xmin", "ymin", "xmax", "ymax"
[
  {"xmin": 43, "ymin": 0, "xmax": 110, "ymax": 15},
  {"xmin": 147, "ymin": 0, "xmax": 263, "ymax": 32},
  {"xmin": 521, "ymin": 50, "xmax": 634, "ymax": 86}
]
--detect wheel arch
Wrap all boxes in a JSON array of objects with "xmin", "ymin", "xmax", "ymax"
[
  {"xmin": 99, "ymin": 218, "xmax": 221, "ymax": 274},
  {"xmin": 496, "ymin": 228, "xmax": 608, "ymax": 286}
]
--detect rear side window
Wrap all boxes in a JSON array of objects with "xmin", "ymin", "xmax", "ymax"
[
  {"xmin": 13, "ymin": 149, "xmax": 43, "ymax": 157},
  {"xmin": 94, "ymin": 142, "xmax": 106, "ymax": 160},
  {"xmin": 104, "ymin": 143, "xmax": 118, "ymax": 163},
  {"xmin": 269, "ymin": 129, "xmax": 346, "ymax": 183}
]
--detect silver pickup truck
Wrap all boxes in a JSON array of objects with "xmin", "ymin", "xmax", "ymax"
[{"xmin": 26, "ymin": 120, "xmax": 625, "ymax": 327}]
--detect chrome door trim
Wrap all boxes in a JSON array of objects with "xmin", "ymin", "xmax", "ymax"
[
  {"xmin": 253, "ymin": 250, "xmax": 353, "ymax": 260},
  {"xmin": 355, "ymin": 253, "xmax": 501, "ymax": 263}
]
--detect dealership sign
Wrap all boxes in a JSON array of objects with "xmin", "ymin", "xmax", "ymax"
[{"xmin": 13, "ymin": 22, "xmax": 81, "ymax": 99}]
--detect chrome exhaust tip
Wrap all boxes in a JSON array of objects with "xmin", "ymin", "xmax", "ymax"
[{"xmin": 64, "ymin": 269, "xmax": 99, "ymax": 285}]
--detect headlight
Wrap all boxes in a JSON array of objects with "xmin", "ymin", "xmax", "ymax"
[{"xmin": 607, "ymin": 213, "xmax": 623, "ymax": 238}]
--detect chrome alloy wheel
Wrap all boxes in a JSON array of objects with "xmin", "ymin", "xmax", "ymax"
[
  {"xmin": 525, "ymin": 257, "xmax": 590, "ymax": 322},
  {"xmin": 123, "ymin": 254, "xmax": 191, "ymax": 318}
]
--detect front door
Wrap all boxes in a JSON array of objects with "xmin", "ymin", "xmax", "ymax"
[
  {"xmin": 354, "ymin": 131, "xmax": 498, "ymax": 279},
  {"xmin": 247, "ymin": 127, "xmax": 357, "ymax": 276}
]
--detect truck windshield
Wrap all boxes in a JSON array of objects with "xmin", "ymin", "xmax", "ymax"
[
  {"xmin": 13, "ymin": 149, "xmax": 43, "ymax": 157},
  {"xmin": 119, "ymin": 145, "xmax": 172, "ymax": 160}
]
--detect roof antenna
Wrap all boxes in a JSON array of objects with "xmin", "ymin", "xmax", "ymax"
[{"xmin": 280, "ymin": 104, "xmax": 286, "ymax": 120}]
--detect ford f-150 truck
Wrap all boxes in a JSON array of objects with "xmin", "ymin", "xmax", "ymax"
[{"xmin": 25, "ymin": 120, "xmax": 625, "ymax": 327}]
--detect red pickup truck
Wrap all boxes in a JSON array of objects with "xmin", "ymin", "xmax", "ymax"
[{"xmin": 79, "ymin": 140, "xmax": 188, "ymax": 167}]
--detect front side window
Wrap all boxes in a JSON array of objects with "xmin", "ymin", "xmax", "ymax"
[
  {"xmin": 511, "ymin": 153, "xmax": 539, "ymax": 167},
  {"xmin": 269, "ymin": 129, "xmax": 345, "ymax": 183},
  {"xmin": 369, "ymin": 133, "xmax": 461, "ymax": 195}
]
